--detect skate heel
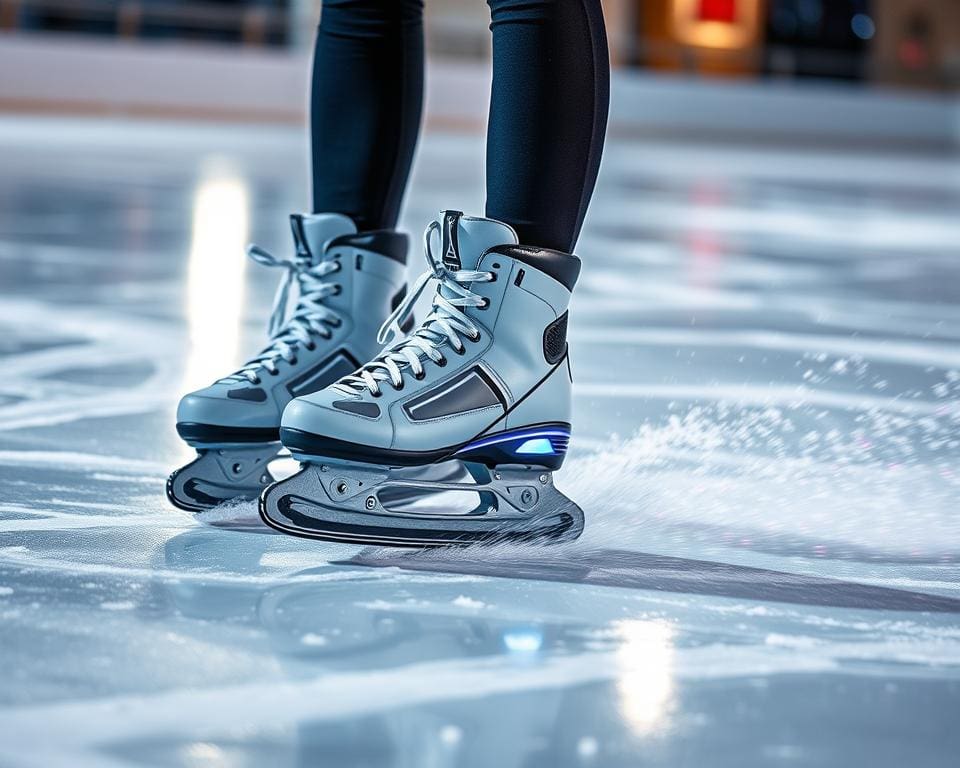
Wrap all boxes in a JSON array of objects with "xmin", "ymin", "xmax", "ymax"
[{"xmin": 453, "ymin": 423, "xmax": 571, "ymax": 470}]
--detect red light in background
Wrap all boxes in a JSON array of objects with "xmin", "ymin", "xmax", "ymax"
[
  {"xmin": 898, "ymin": 40, "xmax": 930, "ymax": 70},
  {"xmin": 698, "ymin": 0, "xmax": 737, "ymax": 23},
  {"xmin": 673, "ymin": 0, "xmax": 759, "ymax": 49}
]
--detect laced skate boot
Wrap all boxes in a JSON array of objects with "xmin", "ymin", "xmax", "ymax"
[
  {"xmin": 260, "ymin": 210, "xmax": 583, "ymax": 546},
  {"xmin": 167, "ymin": 212, "xmax": 410, "ymax": 512}
]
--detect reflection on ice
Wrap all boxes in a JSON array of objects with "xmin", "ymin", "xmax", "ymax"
[
  {"xmin": 503, "ymin": 628, "xmax": 544, "ymax": 654},
  {"xmin": 182, "ymin": 165, "xmax": 250, "ymax": 393},
  {"xmin": 615, "ymin": 619, "xmax": 676, "ymax": 736}
]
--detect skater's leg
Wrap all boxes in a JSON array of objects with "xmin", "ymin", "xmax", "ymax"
[
  {"xmin": 261, "ymin": 3, "xmax": 603, "ymax": 543},
  {"xmin": 484, "ymin": 0, "xmax": 609, "ymax": 252},
  {"xmin": 310, "ymin": 0, "xmax": 425, "ymax": 230}
]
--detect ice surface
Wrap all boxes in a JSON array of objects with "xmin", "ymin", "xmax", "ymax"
[{"xmin": 0, "ymin": 115, "xmax": 958, "ymax": 767}]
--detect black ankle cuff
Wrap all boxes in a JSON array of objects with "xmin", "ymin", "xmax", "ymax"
[
  {"xmin": 328, "ymin": 230, "xmax": 409, "ymax": 264},
  {"xmin": 485, "ymin": 245, "xmax": 581, "ymax": 291}
]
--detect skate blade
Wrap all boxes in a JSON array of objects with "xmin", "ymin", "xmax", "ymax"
[
  {"xmin": 167, "ymin": 444, "xmax": 282, "ymax": 513},
  {"xmin": 259, "ymin": 462, "xmax": 584, "ymax": 547}
]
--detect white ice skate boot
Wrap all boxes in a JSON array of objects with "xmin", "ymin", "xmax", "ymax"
[
  {"xmin": 167, "ymin": 212, "xmax": 410, "ymax": 512},
  {"xmin": 259, "ymin": 210, "xmax": 583, "ymax": 546}
]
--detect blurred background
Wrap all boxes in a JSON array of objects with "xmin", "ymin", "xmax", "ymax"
[
  {"xmin": 1, "ymin": 4, "xmax": 960, "ymax": 764},
  {"xmin": 0, "ymin": 0, "xmax": 957, "ymax": 138},
  {"xmin": 2, "ymin": 0, "xmax": 959, "ymax": 84}
]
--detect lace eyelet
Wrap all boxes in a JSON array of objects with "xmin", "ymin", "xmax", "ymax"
[
  {"xmin": 332, "ymin": 286, "xmax": 342, "ymax": 296},
  {"xmin": 305, "ymin": 342, "xmax": 316, "ymax": 351},
  {"xmin": 371, "ymin": 389, "xmax": 383, "ymax": 398},
  {"xmin": 289, "ymin": 357, "xmax": 298, "ymax": 366},
  {"xmin": 487, "ymin": 272, "xmax": 497, "ymax": 283},
  {"xmin": 269, "ymin": 369, "xmax": 279, "ymax": 376},
  {"xmin": 414, "ymin": 370, "xmax": 426, "ymax": 381},
  {"xmin": 479, "ymin": 298, "xmax": 490, "ymax": 310},
  {"xmin": 436, "ymin": 356, "xmax": 447, "ymax": 368},
  {"xmin": 252, "ymin": 377, "xmax": 261, "ymax": 385},
  {"xmin": 454, "ymin": 345, "xmax": 466, "ymax": 356},
  {"xmin": 470, "ymin": 332, "xmax": 481, "ymax": 342},
  {"xmin": 393, "ymin": 382, "xmax": 405, "ymax": 392},
  {"xmin": 330, "ymin": 318, "xmax": 343, "ymax": 328}
]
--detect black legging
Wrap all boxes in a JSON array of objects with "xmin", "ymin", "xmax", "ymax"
[{"xmin": 310, "ymin": 0, "xmax": 608, "ymax": 254}]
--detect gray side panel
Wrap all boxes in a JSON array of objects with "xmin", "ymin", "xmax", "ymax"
[
  {"xmin": 333, "ymin": 400, "xmax": 381, "ymax": 418},
  {"xmin": 227, "ymin": 387, "xmax": 267, "ymax": 402},
  {"xmin": 287, "ymin": 352, "xmax": 359, "ymax": 397},
  {"xmin": 404, "ymin": 368, "xmax": 502, "ymax": 422}
]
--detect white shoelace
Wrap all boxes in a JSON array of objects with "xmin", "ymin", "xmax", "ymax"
[
  {"xmin": 223, "ymin": 244, "xmax": 342, "ymax": 385},
  {"xmin": 333, "ymin": 220, "xmax": 493, "ymax": 397}
]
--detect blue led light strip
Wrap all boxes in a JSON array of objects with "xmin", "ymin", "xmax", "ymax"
[{"xmin": 456, "ymin": 426, "xmax": 570, "ymax": 455}]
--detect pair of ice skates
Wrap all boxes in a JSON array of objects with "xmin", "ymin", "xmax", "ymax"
[{"xmin": 167, "ymin": 210, "xmax": 583, "ymax": 546}]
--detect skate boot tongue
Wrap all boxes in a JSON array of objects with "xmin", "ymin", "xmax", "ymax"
[
  {"xmin": 373, "ymin": 210, "xmax": 519, "ymax": 346},
  {"xmin": 438, "ymin": 210, "xmax": 518, "ymax": 272},
  {"xmin": 242, "ymin": 212, "xmax": 356, "ymax": 341},
  {"xmin": 290, "ymin": 212, "xmax": 356, "ymax": 266}
]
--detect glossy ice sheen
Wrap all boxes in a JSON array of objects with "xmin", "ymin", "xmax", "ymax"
[{"xmin": 0, "ymin": 116, "xmax": 958, "ymax": 767}]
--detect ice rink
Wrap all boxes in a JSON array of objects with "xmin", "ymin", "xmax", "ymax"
[{"xmin": 1, "ymin": 116, "xmax": 958, "ymax": 766}]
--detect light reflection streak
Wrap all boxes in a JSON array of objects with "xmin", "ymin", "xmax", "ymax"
[
  {"xmin": 503, "ymin": 628, "xmax": 544, "ymax": 654},
  {"xmin": 614, "ymin": 619, "xmax": 676, "ymax": 736},
  {"xmin": 181, "ymin": 167, "xmax": 250, "ymax": 394}
]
